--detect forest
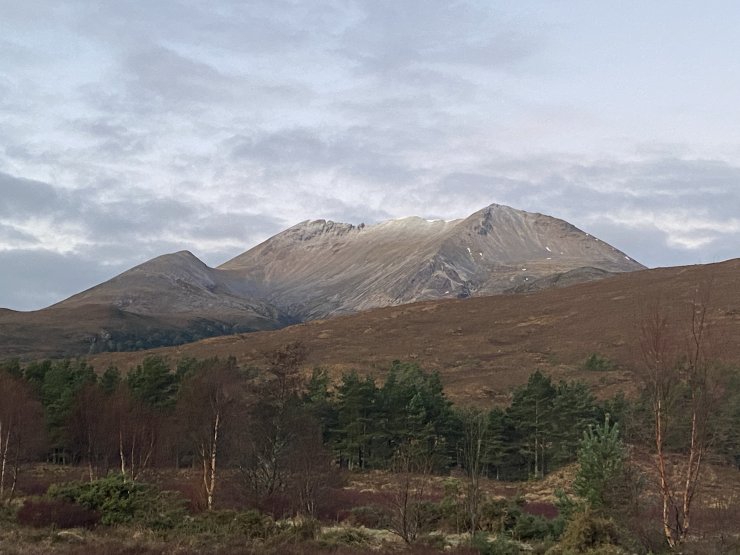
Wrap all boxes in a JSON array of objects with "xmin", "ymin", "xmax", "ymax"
[{"xmin": 1, "ymin": 342, "xmax": 739, "ymax": 554}]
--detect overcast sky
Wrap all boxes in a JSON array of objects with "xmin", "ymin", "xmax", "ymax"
[{"xmin": 1, "ymin": 1, "xmax": 739, "ymax": 310}]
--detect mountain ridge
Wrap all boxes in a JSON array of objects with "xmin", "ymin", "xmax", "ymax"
[
  {"xmin": 1, "ymin": 203, "xmax": 645, "ymax": 358},
  {"xmin": 220, "ymin": 203, "xmax": 643, "ymax": 318}
]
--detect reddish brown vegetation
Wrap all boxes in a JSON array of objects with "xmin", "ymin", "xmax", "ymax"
[
  {"xmin": 88, "ymin": 259, "xmax": 740, "ymax": 403},
  {"xmin": 17, "ymin": 498, "xmax": 100, "ymax": 529}
]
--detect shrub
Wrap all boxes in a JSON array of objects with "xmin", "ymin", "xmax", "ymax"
[
  {"xmin": 48, "ymin": 475, "xmax": 186, "ymax": 528},
  {"xmin": 315, "ymin": 487, "xmax": 389, "ymax": 523},
  {"xmin": 479, "ymin": 498, "xmax": 520, "ymax": 533},
  {"xmin": 582, "ymin": 354, "xmax": 615, "ymax": 372},
  {"xmin": 347, "ymin": 504, "xmax": 390, "ymax": 529},
  {"xmin": 264, "ymin": 518, "xmax": 321, "ymax": 549},
  {"xmin": 553, "ymin": 509, "xmax": 620, "ymax": 553},
  {"xmin": 17, "ymin": 498, "xmax": 100, "ymax": 529},
  {"xmin": 511, "ymin": 513, "xmax": 553, "ymax": 541},
  {"xmin": 317, "ymin": 526, "xmax": 373, "ymax": 548},
  {"xmin": 179, "ymin": 509, "xmax": 275, "ymax": 539}
]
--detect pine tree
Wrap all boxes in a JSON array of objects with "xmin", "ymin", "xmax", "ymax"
[
  {"xmin": 573, "ymin": 415, "xmax": 625, "ymax": 508},
  {"xmin": 507, "ymin": 371, "xmax": 556, "ymax": 478}
]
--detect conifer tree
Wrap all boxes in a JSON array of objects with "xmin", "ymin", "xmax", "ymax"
[{"xmin": 574, "ymin": 415, "xmax": 625, "ymax": 508}]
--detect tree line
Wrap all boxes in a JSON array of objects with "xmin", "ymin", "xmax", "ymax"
[{"xmin": 1, "ymin": 342, "xmax": 739, "ymax": 525}]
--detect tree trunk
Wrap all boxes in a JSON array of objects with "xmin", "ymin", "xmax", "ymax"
[
  {"xmin": 0, "ymin": 421, "xmax": 8, "ymax": 500},
  {"xmin": 205, "ymin": 411, "xmax": 220, "ymax": 511}
]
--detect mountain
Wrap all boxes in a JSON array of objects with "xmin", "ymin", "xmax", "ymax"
[
  {"xmin": 0, "ymin": 251, "xmax": 293, "ymax": 358},
  {"xmin": 88, "ymin": 258, "xmax": 740, "ymax": 404},
  {"xmin": 220, "ymin": 204, "xmax": 643, "ymax": 319},
  {"xmin": 0, "ymin": 204, "xmax": 645, "ymax": 358}
]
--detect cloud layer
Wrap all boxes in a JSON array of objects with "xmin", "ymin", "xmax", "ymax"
[{"xmin": 1, "ymin": 1, "xmax": 739, "ymax": 310}]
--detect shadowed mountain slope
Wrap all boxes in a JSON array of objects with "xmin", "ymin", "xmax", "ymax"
[{"xmin": 0, "ymin": 251, "xmax": 293, "ymax": 358}]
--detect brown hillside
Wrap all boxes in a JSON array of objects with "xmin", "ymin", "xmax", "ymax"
[{"xmin": 88, "ymin": 259, "xmax": 740, "ymax": 404}]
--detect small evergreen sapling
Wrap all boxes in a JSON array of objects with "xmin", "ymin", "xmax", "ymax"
[{"xmin": 573, "ymin": 415, "xmax": 625, "ymax": 508}]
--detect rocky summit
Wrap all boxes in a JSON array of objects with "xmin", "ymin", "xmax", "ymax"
[{"xmin": 220, "ymin": 204, "xmax": 643, "ymax": 318}]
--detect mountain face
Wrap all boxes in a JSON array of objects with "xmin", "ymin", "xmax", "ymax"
[
  {"xmin": 220, "ymin": 204, "xmax": 643, "ymax": 319},
  {"xmin": 0, "ymin": 204, "xmax": 644, "ymax": 358},
  {"xmin": 0, "ymin": 251, "xmax": 294, "ymax": 358}
]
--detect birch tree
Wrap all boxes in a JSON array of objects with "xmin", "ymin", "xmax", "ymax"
[
  {"xmin": 110, "ymin": 388, "xmax": 160, "ymax": 481},
  {"xmin": 640, "ymin": 283, "xmax": 719, "ymax": 548},
  {"xmin": 0, "ymin": 374, "xmax": 45, "ymax": 504},
  {"xmin": 178, "ymin": 358, "xmax": 246, "ymax": 511},
  {"xmin": 459, "ymin": 407, "xmax": 489, "ymax": 536}
]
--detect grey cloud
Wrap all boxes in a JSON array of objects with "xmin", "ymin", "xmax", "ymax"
[
  {"xmin": 0, "ymin": 249, "xmax": 126, "ymax": 311},
  {"xmin": 0, "ymin": 172, "xmax": 64, "ymax": 216},
  {"xmin": 122, "ymin": 45, "xmax": 238, "ymax": 108},
  {"xmin": 339, "ymin": 1, "xmax": 539, "ymax": 75},
  {"xmin": 68, "ymin": 118, "xmax": 151, "ymax": 159},
  {"xmin": 227, "ymin": 126, "xmax": 419, "ymax": 185},
  {"xmin": 0, "ymin": 223, "xmax": 39, "ymax": 245},
  {"xmin": 188, "ymin": 212, "xmax": 284, "ymax": 243}
]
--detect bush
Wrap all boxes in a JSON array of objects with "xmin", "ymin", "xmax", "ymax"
[
  {"xmin": 17, "ymin": 498, "xmax": 100, "ymax": 529},
  {"xmin": 582, "ymin": 354, "xmax": 615, "ymax": 372},
  {"xmin": 480, "ymin": 498, "xmax": 520, "ymax": 533},
  {"xmin": 512, "ymin": 513, "xmax": 554, "ymax": 541},
  {"xmin": 48, "ymin": 475, "xmax": 186, "ymax": 528},
  {"xmin": 347, "ymin": 504, "xmax": 390, "ymax": 529},
  {"xmin": 264, "ymin": 518, "xmax": 321, "ymax": 549},
  {"xmin": 317, "ymin": 526, "xmax": 373, "ymax": 548},
  {"xmin": 552, "ymin": 509, "xmax": 621, "ymax": 553},
  {"xmin": 178, "ymin": 509, "xmax": 276, "ymax": 539}
]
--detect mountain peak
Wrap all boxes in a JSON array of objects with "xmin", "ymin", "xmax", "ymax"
[{"xmin": 220, "ymin": 203, "xmax": 644, "ymax": 319}]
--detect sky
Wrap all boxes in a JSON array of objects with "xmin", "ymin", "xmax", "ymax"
[{"xmin": 1, "ymin": 1, "xmax": 739, "ymax": 311}]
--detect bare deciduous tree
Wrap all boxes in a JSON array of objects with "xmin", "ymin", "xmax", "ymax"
[
  {"xmin": 0, "ymin": 374, "xmax": 45, "ymax": 504},
  {"xmin": 239, "ymin": 343, "xmax": 307, "ymax": 504},
  {"xmin": 177, "ymin": 359, "xmax": 247, "ymax": 511},
  {"xmin": 460, "ymin": 407, "xmax": 489, "ymax": 537},
  {"xmin": 110, "ymin": 388, "xmax": 160, "ymax": 481},
  {"xmin": 66, "ymin": 383, "xmax": 116, "ymax": 481},
  {"xmin": 387, "ymin": 440, "xmax": 435, "ymax": 544},
  {"xmin": 639, "ymin": 282, "xmax": 720, "ymax": 547},
  {"xmin": 286, "ymin": 417, "xmax": 335, "ymax": 518}
]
